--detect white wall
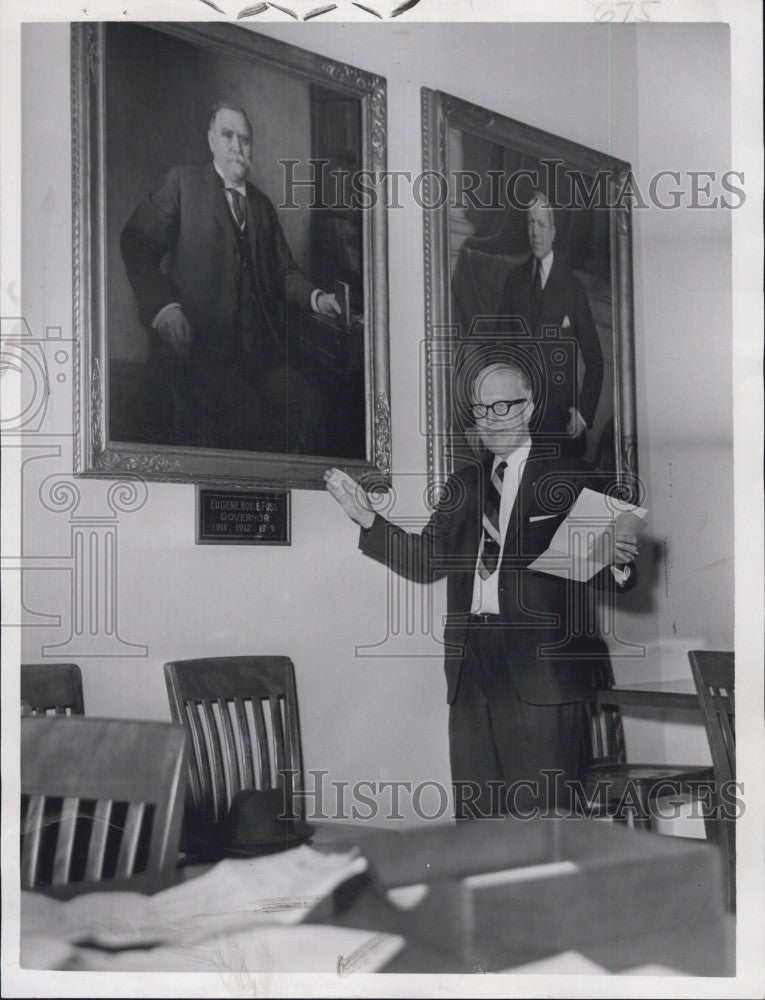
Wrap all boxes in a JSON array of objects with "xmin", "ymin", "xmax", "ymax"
[
  {"xmin": 622, "ymin": 25, "xmax": 733, "ymax": 768},
  {"xmin": 16, "ymin": 21, "xmax": 733, "ymax": 818}
]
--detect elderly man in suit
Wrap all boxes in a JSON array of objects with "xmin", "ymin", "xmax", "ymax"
[
  {"xmin": 325, "ymin": 357, "xmax": 638, "ymax": 818},
  {"xmin": 121, "ymin": 100, "xmax": 340, "ymax": 453},
  {"xmin": 496, "ymin": 191, "xmax": 604, "ymax": 457}
]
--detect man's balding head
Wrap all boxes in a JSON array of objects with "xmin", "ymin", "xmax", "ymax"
[{"xmin": 207, "ymin": 102, "xmax": 253, "ymax": 186}]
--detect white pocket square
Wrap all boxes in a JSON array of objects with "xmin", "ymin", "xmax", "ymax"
[
  {"xmin": 529, "ymin": 514, "xmax": 558, "ymax": 522},
  {"xmin": 562, "ymin": 315, "xmax": 571, "ymax": 328}
]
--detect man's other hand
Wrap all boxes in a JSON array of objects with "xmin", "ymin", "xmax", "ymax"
[
  {"xmin": 315, "ymin": 292, "xmax": 342, "ymax": 317},
  {"xmin": 613, "ymin": 533, "xmax": 639, "ymax": 567},
  {"xmin": 155, "ymin": 305, "xmax": 193, "ymax": 359},
  {"xmin": 323, "ymin": 467, "xmax": 375, "ymax": 529}
]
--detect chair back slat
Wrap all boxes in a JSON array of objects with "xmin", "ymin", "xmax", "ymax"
[
  {"xmin": 21, "ymin": 795, "xmax": 45, "ymax": 887},
  {"xmin": 21, "ymin": 716, "xmax": 186, "ymax": 891},
  {"xmin": 52, "ymin": 797, "xmax": 80, "ymax": 883},
  {"xmin": 217, "ymin": 697, "xmax": 240, "ymax": 795},
  {"xmin": 85, "ymin": 800, "xmax": 112, "ymax": 880},
  {"xmin": 116, "ymin": 802, "xmax": 146, "ymax": 878},
  {"xmin": 252, "ymin": 698, "xmax": 272, "ymax": 788},
  {"xmin": 199, "ymin": 701, "xmax": 227, "ymax": 821},
  {"xmin": 583, "ymin": 660, "xmax": 627, "ymax": 767},
  {"xmin": 689, "ymin": 650, "xmax": 736, "ymax": 913},
  {"xmin": 233, "ymin": 698, "xmax": 256, "ymax": 789},
  {"xmin": 270, "ymin": 696, "xmax": 287, "ymax": 780},
  {"xmin": 182, "ymin": 701, "xmax": 209, "ymax": 814},
  {"xmin": 21, "ymin": 663, "xmax": 84, "ymax": 716},
  {"xmin": 689, "ymin": 650, "xmax": 735, "ymax": 784},
  {"xmin": 164, "ymin": 657, "xmax": 305, "ymax": 824},
  {"xmin": 259, "ymin": 697, "xmax": 277, "ymax": 788}
]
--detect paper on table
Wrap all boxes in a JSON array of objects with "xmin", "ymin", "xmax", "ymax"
[
  {"xmin": 497, "ymin": 949, "xmax": 608, "ymax": 975},
  {"xmin": 463, "ymin": 859, "xmax": 580, "ymax": 889},
  {"xmin": 63, "ymin": 926, "xmax": 406, "ymax": 974},
  {"xmin": 20, "ymin": 935, "xmax": 77, "ymax": 971},
  {"xmin": 528, "ymin": 488, "xmax": 648, "ymax": 583},
  {"xmin": 21, "ymin": 845, "xmax": 368, "ymax": 951},
  {"xmin": 618, "ymin": 963, "xmax": 684, "ymax": 976}
]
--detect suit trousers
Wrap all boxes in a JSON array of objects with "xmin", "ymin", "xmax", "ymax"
[
  {"xmin": 170, "ymin": 354, "xmax": 324, "ymax": 454},
  {"xmin": 449, "ymin": 621, "xmax": 587, "ymax": 820}
]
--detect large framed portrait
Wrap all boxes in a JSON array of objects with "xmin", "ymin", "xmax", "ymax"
[
  {"xmin": 421, "ymin": 89, "xmax": 637, "ymax": 499},
  {"xmin": 72, "ymin": 22, "xmax": 390, "ymax": 489}
]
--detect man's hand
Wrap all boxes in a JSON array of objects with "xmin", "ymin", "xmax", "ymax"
[
  {"xmin": 566, "ymin": 407, "xmax": 587, "ymax": 437},
  {"xmin": 315, "ymin": 292, "xmax": 342, "ymax": 317},
  {"xmin": 613, "ymin": 533, "xmax": 639, "ymax": 568},
  {"xmin": 323, "ymin": 467, "xmax": 375, "ymax": 529},
  {"xmin": 154, "ymin": 305, "xmax": 193, "ymax": 359}
]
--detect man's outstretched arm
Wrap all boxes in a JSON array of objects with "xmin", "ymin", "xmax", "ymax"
[{"xmin": 324, "ymin": 468, "xmax": 454, "ymax": 585}]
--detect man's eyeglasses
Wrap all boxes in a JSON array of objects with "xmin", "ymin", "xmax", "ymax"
[{"xmin": 470, "ymin": 398, "xmax": 528, "ymax": 419}]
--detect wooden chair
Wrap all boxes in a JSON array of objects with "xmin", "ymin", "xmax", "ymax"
[
  {"xmin": 21, "ymin": 716, "xmax": 187, "ymax": 892},
  {"xmin": 689, "ymin": 650, "xmax": 735, "ymax": 911},
  {"xmin": 163, "ymin": 657, "xmax": 304, "ymax": 828},
  {"xmin": 580, "ymin": 661, "xmax": 715, "ymax": 832},
  {"xmin": 21, "ymin": 663, "xmax": 84, "ymax": 715}
]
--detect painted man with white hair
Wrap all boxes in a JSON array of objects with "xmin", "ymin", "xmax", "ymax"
[
  {"xmin": 326, "ymin": 356, "xmax": 637, "ymax": 819},
  {"xmin": 121, "ymin": 100, "xmax": 340, "ymax": 453}
]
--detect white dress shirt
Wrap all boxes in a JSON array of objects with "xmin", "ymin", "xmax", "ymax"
[
  {"xmin": 471, "ymin": 438, "xmax": 532, "ymax": 615},
  {"xmin": 535, "ymin": 249, "xmax": 553, "ymax": 290},
  {"xmin": 470, "ymin": 436, "xmax": 631, "ymax": 611}
]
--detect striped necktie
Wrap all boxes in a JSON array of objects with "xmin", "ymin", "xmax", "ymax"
[
  {"xmin": 227, "ymin": 188, "xmax": 245, "ymax": 229},
  {"xmin": 477, "ymin": 460, "xmax": 507, "ymax": 580},
  {"xmin": 532, "ymin": 259, "xmax": 543, "ymax": 305}
]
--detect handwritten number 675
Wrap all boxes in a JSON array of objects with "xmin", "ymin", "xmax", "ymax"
[{"xmin": 594, "ymin": 0, "xmax": 661, "ymax": 22}]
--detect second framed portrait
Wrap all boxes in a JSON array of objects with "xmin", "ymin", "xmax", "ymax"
[
  {"xmin": 422, "ymin": 89, "xmax": 638, "ymax": 501},
  {"xmin": 73, "ymin": 22, "xmax": 390, "ymax": 489}
]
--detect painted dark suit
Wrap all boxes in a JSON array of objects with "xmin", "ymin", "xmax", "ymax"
[
  {"xmin": 121, "ymin": 163, "xmax": 317, "ymax": 451},
  {"xmin": 497, "ymin": 256, "xmax": 604, "ymax": 437},
  {"xmin": 359, "ymin": 444, "xmax": 634, "ymax": 815}
]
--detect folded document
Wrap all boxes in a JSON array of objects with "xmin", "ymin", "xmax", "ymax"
[{"xmin": 528, "ymin": 488, "xmax": 648, "ymax": 583}]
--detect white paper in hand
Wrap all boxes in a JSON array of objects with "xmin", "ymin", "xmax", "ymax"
[{"xmin": 528, "ymin": 488, "xmax": 648, "ymax": 582}]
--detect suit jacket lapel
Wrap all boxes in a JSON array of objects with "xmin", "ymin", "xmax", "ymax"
[
  {"xmin": 518, "ymin": 257, "xmax": 538, "ymax": 331},
  {"xmin": 503, "ymin": 445, "xmax": 548, "ymax": 552},
  {"xmin": 203, "ymin": 163, "xmax": 238, "ymax": 251}
]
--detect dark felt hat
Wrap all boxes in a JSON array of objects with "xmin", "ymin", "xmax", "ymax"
[
  {"xmin": 217, "ymin": 788, "xmax": 315, "ymax": 857},
  {"xmin": 183, "ymin": 788, "xmax": 314, "ymax": 862}
]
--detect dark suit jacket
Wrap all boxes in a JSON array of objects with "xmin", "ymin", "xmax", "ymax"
[
  {"xmin": 497, "ymin": 255, "xmax": 604, "ymax": 428},
  {"xmin": 120, "ymin": 163, "xmax": 315, "ymax": 366},
  {"xmin": 359, "ymin": 444, "xmax": 634, "ymax": 706}
]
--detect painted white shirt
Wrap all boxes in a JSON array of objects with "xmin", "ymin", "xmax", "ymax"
[{"xmin": 535, "ymin": 249, "xmax": 553, "ymax": 290}]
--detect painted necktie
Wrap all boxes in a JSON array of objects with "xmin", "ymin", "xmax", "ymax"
[
  {"xmin": 228, "ymin": 188, "xmax": 245, "ymax": 228},
  {"xmin": 532, "ymin": 259, "xmax": 543, "ymax": 305},
  {"xmin": 477, "ymin": 460, "xmax": 507, "ymax": 580}
]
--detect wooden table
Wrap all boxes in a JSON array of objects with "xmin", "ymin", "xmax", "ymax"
[
  {"xmin": 597, "ymin": 677, "xmax": 700, "ymax": 712},
  {"xmin": 24, "ymin": 817, "xmax": 734, "ymax": 977},
  {"xmin": 331, "ymin": 817, "xmax": 733, "ymax": 976}
]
